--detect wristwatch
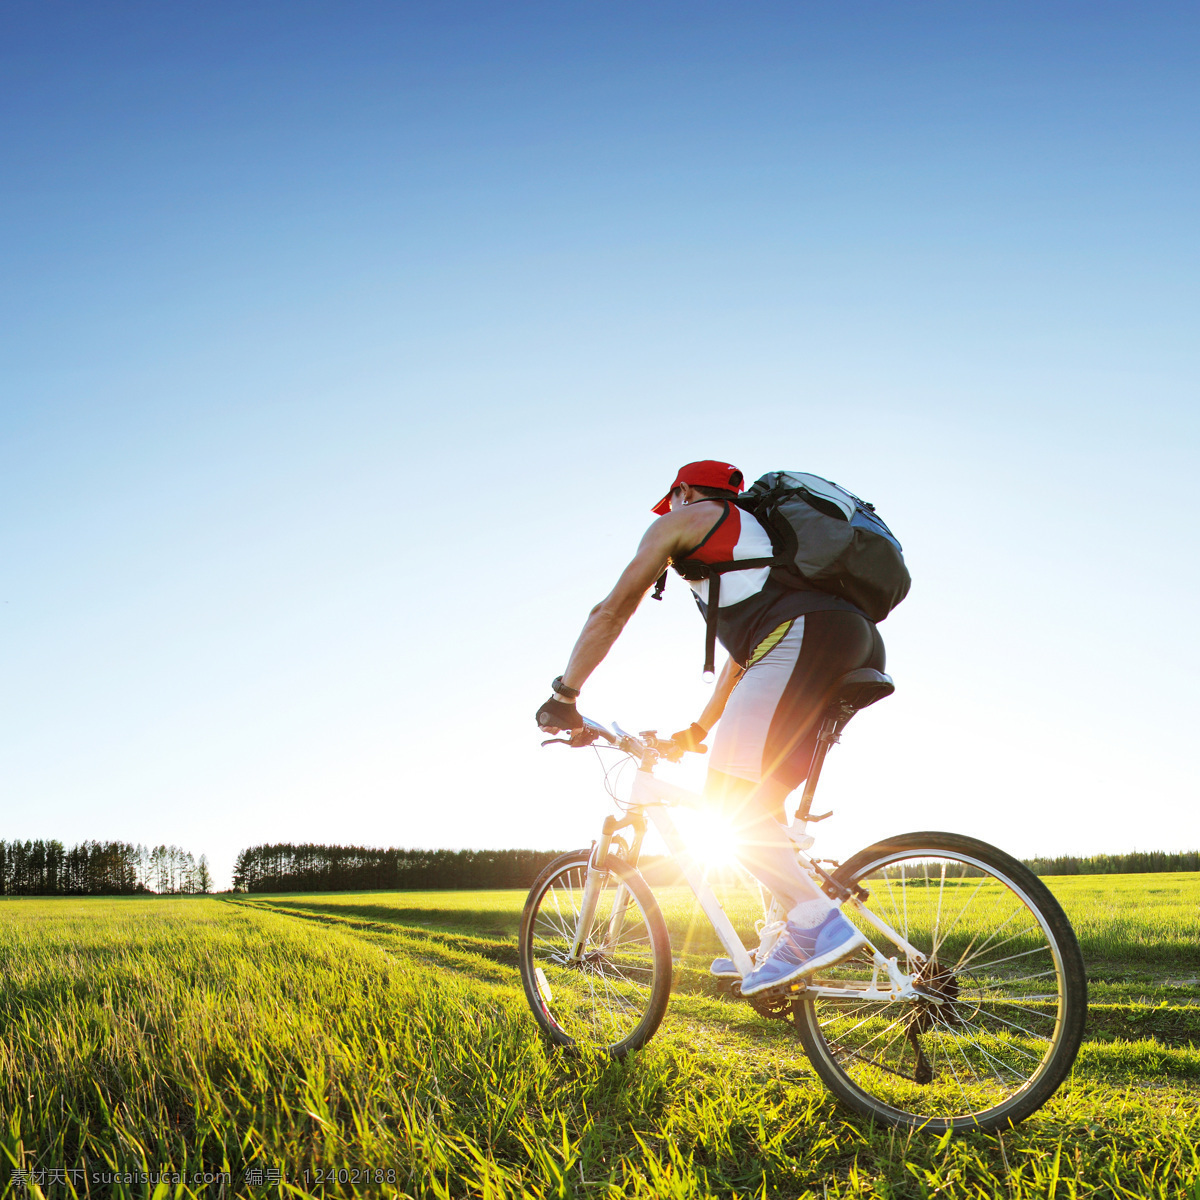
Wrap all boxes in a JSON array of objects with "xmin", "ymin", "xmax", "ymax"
[{"xmin": 552, "ymin": 675, "xmax": 580, "ymax": 700}]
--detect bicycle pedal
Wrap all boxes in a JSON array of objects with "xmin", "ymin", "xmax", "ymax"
[{"xmin": 755, "ymin": 980, "xmax": 808, "ymax": 1001}]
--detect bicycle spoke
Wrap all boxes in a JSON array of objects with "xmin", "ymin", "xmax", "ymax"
[
  {"xmin": 967, "ymin": 1002, "xmax": 1056, "ymax": 1044},
  {"xmin": 833, "ymin": 1009, "xmax": 912, "ymax": 1061},
  {"xmin": 949, "ymin": 907, "xmax": 1029, "ymax": 974},
  {"xmin": 945, "ymin": 1016, "xmax": 1033, "ymax": 1082},
  {"xmin": 820, "ymin": 1002, "xmax": 898, "ymax": 1042},
  {"xmin": 522, "ymin": 857, "xmax": 666, "ymax": 1054},
  {"xmin": 800, "ymin": 841, "xmax": 1083, "ymax": 1128},
  {"xmin": 935, "ymin": 1033, "xmax": 974, "ymax": 1112},
  {"xmin": 928, "ymin": 874, "xmax": 990, "ymax": 957},
  {"xmin": 534, "ymin": 909, "xmax": 575, "ymax": 944},
  {"xmin": 817, "ymin": 999, "xmax": 882, "ymax": 1030},
  {"xmin": 959, "ymin": 944, "xmax": 1053, "ymax": 975},
  {"xmin": 931, "ymin": 861, "xmax": 947, "ymax": 963}
]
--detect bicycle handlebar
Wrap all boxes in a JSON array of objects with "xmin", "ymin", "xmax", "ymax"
[{"xmin": 541, "ymin": 717, "xmax": 685, "ymax": 762}]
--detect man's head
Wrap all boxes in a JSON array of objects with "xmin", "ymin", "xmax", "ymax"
[{"xmin": 652, "ymin": 461, "xmax": 745, "ymax": 515}]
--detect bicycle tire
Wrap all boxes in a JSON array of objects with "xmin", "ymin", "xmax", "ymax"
[
  {"xmin": 519, "ymin": 849, "xmax": 672, "ymax": 1056},
  {"xmin": 793, "ymin": 831, "xmax": 1087, "ymax": 1131}
]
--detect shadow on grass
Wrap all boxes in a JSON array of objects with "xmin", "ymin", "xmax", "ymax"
[{"xmin": 230, "ymin": 896, "xmax": 522, "ymax": 939}]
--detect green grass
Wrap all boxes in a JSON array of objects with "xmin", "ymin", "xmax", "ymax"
[{"xmin": 1, "ymin": 875, "xmax": 1198, "ymax": 1198}]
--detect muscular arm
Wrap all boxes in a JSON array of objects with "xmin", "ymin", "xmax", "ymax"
[{"xmin": 559, "ymin": 503, "xmax": 720, "ymax": 694}]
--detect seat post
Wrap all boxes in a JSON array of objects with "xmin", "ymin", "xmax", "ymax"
[
  {"xmin": 792, "ymin": 670, "xmax": 893, "ymax": 826},
  {"xmin": 794, "ymin": 706, "xmax": 850, "ymax": 823}
]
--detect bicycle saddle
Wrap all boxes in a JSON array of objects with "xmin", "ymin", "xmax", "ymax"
[{"xmin": 828, "ymin": 668, "xmax": 895, "ymax": 714}]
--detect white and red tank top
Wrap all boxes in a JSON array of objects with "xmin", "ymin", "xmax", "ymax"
[
  {"xmin": 672, "ymin": 500, "xmax": 867, "ymax": 666},
  {"xmin": 678, "ymin": 503, "xmax": 774, "ymax": 607}
]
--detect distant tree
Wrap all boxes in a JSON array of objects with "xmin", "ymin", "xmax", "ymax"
[
  {"xmin": 231, "ymin": 848, "xmax": 251, "ymax": 893},
  {"xmin": 0, "ymin": 839, "xmax": 206, "ymax": 895},
  {"xmin": 228, "ymin": 842, "xmax": 575, "ymax": 893},
  {"xmin": 1023, "ymin": 850, "xmax": 1200, "ymax": 876}
]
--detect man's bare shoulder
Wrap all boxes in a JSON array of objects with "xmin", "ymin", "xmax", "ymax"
[{"xmin": 643, "ymin": 501, "xmax": 725, "ymax": 554}]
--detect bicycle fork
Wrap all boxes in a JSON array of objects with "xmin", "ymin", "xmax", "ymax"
[
  {"xmin": 569, "ymin": 851, "xmax": 607, "ymax": 960},
  {"xmin": 569, "ymin": 814, "xmax": 645, "ymax": 960}
]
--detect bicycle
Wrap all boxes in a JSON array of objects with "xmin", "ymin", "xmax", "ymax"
[{"xmin": 519, "ymin": 668, "xmax": 1087, "ymax": 1132}]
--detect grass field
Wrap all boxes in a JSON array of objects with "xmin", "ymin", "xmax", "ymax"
[{"xmin": 0, "ymin": 874, "xmax": 1198, "ymax": 1198}]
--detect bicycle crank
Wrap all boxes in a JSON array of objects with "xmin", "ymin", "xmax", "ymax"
[{"xmin": 729, "ymin": 978, "xmax": 809, "ymax": 1021}]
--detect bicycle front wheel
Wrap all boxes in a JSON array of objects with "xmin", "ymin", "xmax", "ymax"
[
  {"xmin": 519, "ymin": 850, "xmax": 672, "ymax": 1056},
  {"xmin": 793, "ymin": 832, "xmax": 1087, "ymax": 1131}
]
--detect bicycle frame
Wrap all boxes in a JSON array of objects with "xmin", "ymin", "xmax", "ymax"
[
  {"xmin": 571, "ymin": 755, "xmax": 928, "ymax": 1004},
  {"xmin": 530, "ymin": 710, "xmax": 1087, "ymax": 1132}
]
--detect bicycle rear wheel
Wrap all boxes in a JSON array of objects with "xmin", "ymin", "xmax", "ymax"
[
  {"xmin": 519, "ymin": 850, "xmax": 672, "ymax": 1056},
  {"xmin": 793, "ymin": 832, "xmax": 1087, "ymax": 1131}
]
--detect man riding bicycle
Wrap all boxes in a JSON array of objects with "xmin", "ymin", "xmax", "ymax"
[{"xmin": 536, "ymin": 460, "xmax": 886, "ymax": 996}]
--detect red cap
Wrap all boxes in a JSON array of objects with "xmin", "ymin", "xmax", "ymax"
[{"xmin": 651, "ymin": 461, "xmax": 745, "ymax": 515}]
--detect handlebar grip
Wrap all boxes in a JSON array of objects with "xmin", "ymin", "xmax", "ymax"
[{"xmin": 540, "ymin": 723, "xmax": 605, "ymax": 748}]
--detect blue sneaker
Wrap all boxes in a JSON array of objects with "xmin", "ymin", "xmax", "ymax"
[
  {"xmin": 709, "ymin": 920, "xmax": 786, "ymax": 979},
  {"xmin": 739, "ymin": 909, "xmax": 868, "ymax": 996}
]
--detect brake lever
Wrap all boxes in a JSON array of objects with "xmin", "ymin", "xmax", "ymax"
[{"xmin": 541, "ymin": 726, "xmax": 602, "ymax": 748}]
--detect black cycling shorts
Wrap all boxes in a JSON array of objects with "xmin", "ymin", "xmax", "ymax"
[{"xmin": 708, "ymin": 609, "xmax": 886, "ymax": 794}]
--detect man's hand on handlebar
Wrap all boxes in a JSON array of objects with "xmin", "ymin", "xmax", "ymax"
[
  {"xmin": 536, "ymin": 712, "xmax": 689, "ymax": 759},
  {"xmin": 543, "ymin": 725, "xmax": 603, "ymax": 748},
  {"xmin": 536, "ymin": 695, "xmax": 584, "ymax": 734},
  {"xmin": 670, "ymin": 722, "xmax": 709, "ymax": 754}
]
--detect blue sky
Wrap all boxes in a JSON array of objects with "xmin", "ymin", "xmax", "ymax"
[{"xmin": 3, "ymin": 2, "xmax": 1197, "ymax": 887}]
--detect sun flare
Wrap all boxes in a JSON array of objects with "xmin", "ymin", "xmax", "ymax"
[{"xmin": 673, "ymin": 808, "xmax": 741, "ymax": 870}]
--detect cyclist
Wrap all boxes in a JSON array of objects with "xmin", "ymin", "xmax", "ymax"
[{"xmin": 536, "ymin": 460, "xmax": 886, "ymax": 995}]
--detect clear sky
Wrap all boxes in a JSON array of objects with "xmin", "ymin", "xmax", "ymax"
[{"xmin": 3, "ymin": 2, "xmax": 1197, "ymax": 888}]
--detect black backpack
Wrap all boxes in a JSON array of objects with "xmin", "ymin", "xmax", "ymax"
[{"xmin": 659, "ymin": 471, "xmax": 911, "ymax": 674}]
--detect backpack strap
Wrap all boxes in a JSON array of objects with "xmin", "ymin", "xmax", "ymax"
[
  {"xmin": 677, "ymin": 557, "xmax": 778, "ymax": 675},
  {"xmin": 664, "ymin": 497, "xmax": 782, "ymax": 673}
]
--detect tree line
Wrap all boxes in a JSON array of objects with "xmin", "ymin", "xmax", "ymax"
[
  {"xmin": 232, "ymin": 841, "xmax": 1199, "ymax": 893},
  {"xmin": 0, "ymin": 840, "xmax": 212, "ymax": 895},
  {"xmin": 1021, "ymin": 850, "xmax": 1199, "ymax": 876},
  {"xmin": 12, "ymin": 840, "xmax": 1189, "ymax": 896},
  {"xmin": 232, "ymin": 843, "xmax": 568, "ymax": 892}
]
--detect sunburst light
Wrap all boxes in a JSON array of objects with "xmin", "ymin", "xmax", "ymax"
[{"xmin": 673, "ymin": 807, "xmax": 741, "ymax": 871}]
